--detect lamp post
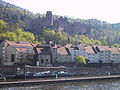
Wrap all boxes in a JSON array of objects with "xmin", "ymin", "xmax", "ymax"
[
  {"xmin": 24, "ymin": 52, "xmax": 28, "ymax": 80},
  {"xmin": 24, "ymin": 60, "xmax": 26, "ymax": 80},
  {"xmin": 97, "ymin": 60, "xmax": 100, "ymax": 76}
]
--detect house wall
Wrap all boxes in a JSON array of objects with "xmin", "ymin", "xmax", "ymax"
[
  {"xmin": 77, "ymin": 46, "xmax": 94, "ymax": 63},
  {"xmin": 68, "ymin": 45, "xmax": 82, "ymax": 62},
  {"xmin": 51, "ymin": 48, "xmax": 57, "ymax": 63},
  {"xmin": 99, "ymin": 51, "xmax": 111, "ymax": 63},
  {"xmin": 38, "ymin": 54, "xmax": 51, "ymax": 66},
  {"xmin": 4, "ymin": 45, "xmax": 16, "ymax": 66},
  {"xmin": 110, "ymin": 54, "xmax": 120, "ymax": 63},
  {"xmin": 15, "ymin": 49, "xmax": 34, "ymax": 65},
  {"xmin": 1, "ymin": 42, "xmax": 35, "ymax": 66},
  {"xmin": 0, "ymin": 41, "xmax": 4, "ymax": 64},
  {"xmin": 56, "ymin": 54, "xmax": 72, "ymax": 62},
  {"xmin": 85, "ymin": 53, "xmax": 99, "ymax": 63}
]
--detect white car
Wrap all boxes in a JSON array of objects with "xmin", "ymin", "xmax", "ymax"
[{"xmin": 0, "ymin": 73, "xmax": 6, "ymax": 81}]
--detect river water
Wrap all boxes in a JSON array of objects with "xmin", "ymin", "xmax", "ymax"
[{"xmin": 1, "ymin": 79, "xmax": 120, "ymax": 90}]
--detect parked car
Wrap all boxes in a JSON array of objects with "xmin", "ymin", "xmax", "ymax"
[
  {"xmin": 58, "ymin": 71, "xmax": 72, "ymax": 76},
  {"xmin": 51, "ymin": 71, "xmax": 59, "ymax": 76},
  {"xmin": 33, "ymin": 72, "xmax": 42, "ymax": 77},
  {"xmin": 0, "ymin": 73, "xmax": 6, "ymax": 81},
  {"xmin": 40, "ymin": 71, "xmax": 53, "ymax": 77},
  {"xmin": 25, "ymin": 72, "xmax": 35, "ymax": 78},
  {"xmin": 34, "ymin": 71, "xmax": 52, "ymax": 78},
  {"xmin": 59, "ymin": 66, "xmax": 67, "ymax": 68}
]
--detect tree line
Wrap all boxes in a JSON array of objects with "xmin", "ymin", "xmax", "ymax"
[{"xmin": 1, "ymin": 0, "xmax": 120, "ymax": 46}]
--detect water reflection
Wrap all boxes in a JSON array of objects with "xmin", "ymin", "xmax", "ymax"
[{"xmin": 1, "ymin": 79, "xmax": 120, "ymax": 90}]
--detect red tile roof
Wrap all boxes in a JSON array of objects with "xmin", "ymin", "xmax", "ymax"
[
  {"xmin": 36, "ymin": 48, "xmax": 43, "ymax": 53},
  {"xmin": 97, "ymin": 46, "xmax": 109, "ymax": 51},
  {"xmin": 65, "ymin": 44, "xmax": 72, "ymax": 49},
  {"xmin": 16, "ymin": 48, "xmax": 29, "ymax": 52},
  {"xmin": 85, "ymin": 46, "xmax": 95, "ymax": 54},
  {"xmin": 57, "ymin": 47, "xmax": 69, "ymax": 55},
  {"xmin": 5, "ymin": 41, "xmax": 16, "ymax": 45},
  {"xmin": 110, "ymin": 48, "xmax": 120, "ymax": 54},
  {"xmin": 78, "ymin": 44, "xmax": 87, "ymax": 50},
  {"xmin": 5, "ymin": 41, "xmax": 33, "ymax": 47},
  {"xmin": 5, "ymin": 41, "xmax": 34, "ymax": 53},
  {"xmin": 11, "ymin": 44, "xmax": 33, "ymax": 47}
]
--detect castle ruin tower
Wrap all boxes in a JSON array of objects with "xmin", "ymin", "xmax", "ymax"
[{"xmin": 46, "ymin": 11, "xmax": 53, "ymax": 26}]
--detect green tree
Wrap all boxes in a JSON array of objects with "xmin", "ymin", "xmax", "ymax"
[
  {"xmin": 71, "ymin": 35, "xmax": 79, "ymax": 44},
  {"xmin": 41, "ymin": 29, "xmax": 69, "ymax": 45},
  {"xmin": 111, "ymin": 43, "xmax": 120, "ymax": 48},
  {"xmin": 75, "ymin": 56, "xmax": 86, "ymax": 64},
  {"xmin": 79, "ymin": 35, "xmax": 90, "ymax": 44},
  {"xmin": 0, "ymin": 28, "xmax": 41, "ymax": 43},
  {"xmin": 0, "ymin": 19, "xmax": 8, "ymax": 33},
  {"xmin": 42, "ymin": 29, "xmax": 55, "ymax": 43}
]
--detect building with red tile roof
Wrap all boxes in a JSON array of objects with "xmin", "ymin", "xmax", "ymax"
[
  {"xmin": 85, "ymin": 46, "xmax": 95, "ymax": 54},
  {"xmin": 35, "ymin": 44, "xmax": 52, "ymax": 66},
  {"xmin": 109, "ymin": 48, "xmax": 120, "ymax": 63},
  {"xmin": 94, "ymin": 46, "xmax": 110, "ymax": 63},
  {"xmin": 56, "ymin": 46, "xmax": 72, "ymax": 62},
  {"xmin": 0, "ymin": 40, "xmax": 35, "ymax": 66},
  {"xmin": 84, "ymin": 46, "xmax": 99, "ymax": 63},
  {"xmin": 2, "ymin": 40, "xmax": 120, "ymax": 66}
]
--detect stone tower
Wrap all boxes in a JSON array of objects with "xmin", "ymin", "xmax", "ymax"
[{"xmin": 46, "ymin": 11, "xmax": 53, "ymax": 26}]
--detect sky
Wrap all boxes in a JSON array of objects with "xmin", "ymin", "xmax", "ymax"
[{"xmin": 3, "ymin": 0, "xmax": 120, "ymax": 23}]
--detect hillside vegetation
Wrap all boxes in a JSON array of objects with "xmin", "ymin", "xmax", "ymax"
[{"xmin": 1, "ymin": 0, "xmax": 120, "ymax": 46}]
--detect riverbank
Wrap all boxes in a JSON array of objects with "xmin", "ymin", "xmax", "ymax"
[{"xmin": 1, "ymin": 75, "xmax": 120, "ymax": 88}]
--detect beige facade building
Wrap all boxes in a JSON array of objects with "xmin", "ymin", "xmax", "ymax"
[
  {"xmin": 0, "ymin": 40, "xmax": 16, "ymax": 65},
  {"xmin": 0, "ymin": 40, "xmax": 35, "ymax": 66}
]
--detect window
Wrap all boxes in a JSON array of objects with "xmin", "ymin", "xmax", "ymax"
[
  {"xmin": 11, "ymin": 54, "xmax": 15, "ymax": 62},
  {"xmin": 41, "ymin": 59, "xmax": 44, "ymax": 63},
  {"xmin": 0, "ymin": 58, "xmax": 1, "ymax": 63},
  {"xmin": 101, "ymin": 54, "xmax": 103, "ymax": 56},
  {"xmin": 46, "ymin": 59, "xmax": 48, "ymax": 62},
  {"xmin": 20, "ymin": 52, "xmax": 23, "ymax": 54},
  {"xmin": 46, "ymin": 59, "xmax": 49, "ymax": 64}
]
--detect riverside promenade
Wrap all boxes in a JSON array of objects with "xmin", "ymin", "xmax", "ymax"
[{"xmin": 1, "ymin": 75, "xmax": 120, "ymax": 88}]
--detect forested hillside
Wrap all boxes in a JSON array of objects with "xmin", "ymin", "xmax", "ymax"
[{"xmin": 1, "ymin": 0, "xmax": 120, "ymax": 46}]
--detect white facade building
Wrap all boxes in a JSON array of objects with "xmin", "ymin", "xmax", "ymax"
[
  {"xmin": 95, "ymin": 46, "xmax": 111, "ymax": 63},
  {"xmin": 66, "ymin": 44, "xmax": 81, "ymax": 62},
  {"xmin": 84, "ymin": 46, "xmax": 99, "ymax": 63},
  {"xmin": 56, "ymin": 46, "xmax": 71, "ymax": 62},
  {"xmin": 109, "ymin": 48, "xmax": 120, "ymax": 63}
]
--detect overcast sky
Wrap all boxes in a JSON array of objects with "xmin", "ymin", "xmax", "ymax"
[{"xmin": 3, "ymin": 0, "xmax": 120, "ymax": 23}]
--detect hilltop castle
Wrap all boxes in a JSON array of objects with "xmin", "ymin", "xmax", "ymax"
[{"xmin": 25, "ymin": 11, "xmax": 88, "ymax": 36}]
